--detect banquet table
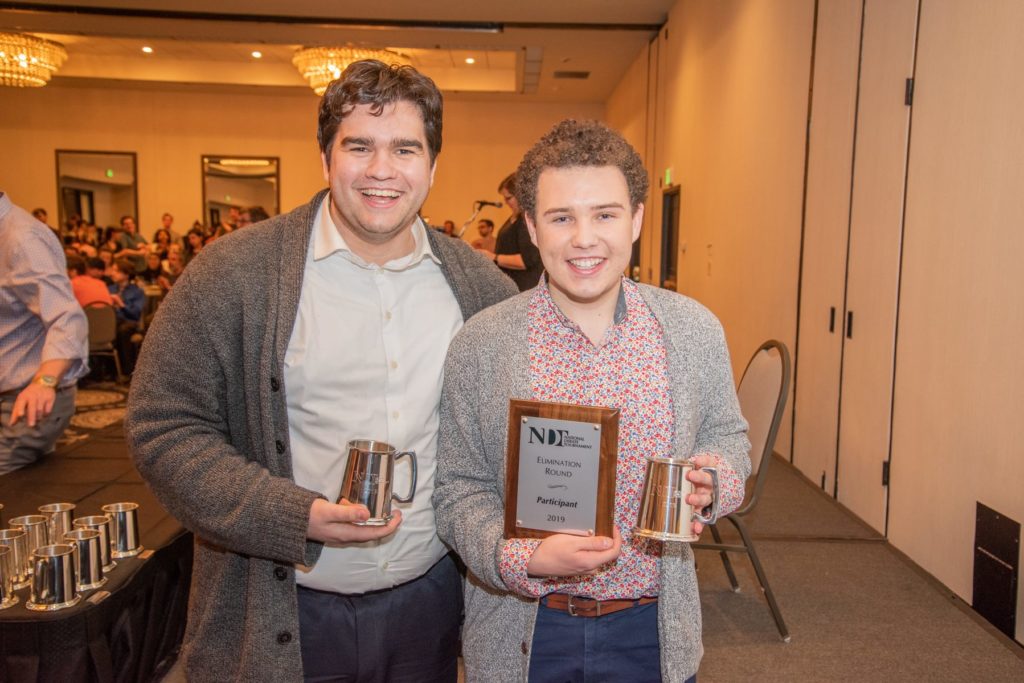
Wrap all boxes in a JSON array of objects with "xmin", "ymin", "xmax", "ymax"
[{"xmin": 0, "ymin": 425, "xmax": 191, "ymax": 683}]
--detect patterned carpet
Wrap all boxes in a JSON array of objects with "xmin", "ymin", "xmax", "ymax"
[{"xmin": 56, "ymin": 383, "xmax": 129, "ymax": 448}]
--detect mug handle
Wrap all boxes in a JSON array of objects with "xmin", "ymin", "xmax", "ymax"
[
  {"xmin": 392, "ymin": 451, "xmax": 417, "ymax": 504},
  {"xmin": 691, "ymin": 466, "xmax": 720, "ymax": 525}
]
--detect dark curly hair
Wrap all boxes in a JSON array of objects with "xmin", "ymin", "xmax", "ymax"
[
  {"xmin": 317, "ymin": 59, "xmax": 443, "ymax": 164},
  {"xmin": 515, "ymin": 119, "xmax": 648, "ymax": 220}
]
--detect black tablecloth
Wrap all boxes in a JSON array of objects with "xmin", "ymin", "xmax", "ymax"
[{"xmin": 0, "ymin": 424, "xmax": 191, "ymax": 683}]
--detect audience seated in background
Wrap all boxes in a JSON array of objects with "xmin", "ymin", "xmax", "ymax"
[
  {"xmin": 96, "ymin": 249, "xmax": 116, "ymax": 283},
  {"xmin": 159, "ymin": 212, "xmax": 183, "ymax": 246},
  {"xmin": 108, "ymin": 259, "xmax": 144, "ymax": 375},
  {"xmin": 159, "ymin": 248, "xmax": 185, "ymax": 292},
  {"xmin": 66, "ymin": 254, "xmax": 114, "ymax": 308},
  {"xmin": 85, "ymin": 256, "xmax": 111, "ymax": 285},
  {"xmin": 139, "ymin": 252, "xmax": 164, "ymax": 285},
  {"xmin": 100, "ymin": 227, "xmax": 121, "ymax": 255},
  {"xmin": 184, "ymin": 228, "xmax": 204, "ymax": 264},
  {"xmin": 115, "ymin": 215, "xmax": 148, "ymax": 273},
  {"xmin": 236, "ymin": 205, "xmax": 270, "ymax": 229},
  {"xmin": 150, "ymin": 228, "xmax": 173, "ymax": 259}
]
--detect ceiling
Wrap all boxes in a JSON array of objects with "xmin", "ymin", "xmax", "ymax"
[{"xmin": 0, "ymin": 1, "xmax": 674, "ymax": 102}]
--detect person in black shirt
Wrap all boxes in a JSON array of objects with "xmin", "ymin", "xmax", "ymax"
[{"xmin": 474, "ymin": 173, "xmax": 543, "ymax": 291}]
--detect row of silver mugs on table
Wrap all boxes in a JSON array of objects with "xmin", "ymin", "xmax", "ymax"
[{"xmin": 0, "ymin": 502, "xmax": 144, "ymax": 612}]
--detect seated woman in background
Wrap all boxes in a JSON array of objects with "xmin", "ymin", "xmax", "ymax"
[
  {"xmin": 151, "ymin": 228, "xmax": 173, "ymax": 260},
  {"xmin": 184, "ymin": 227, "xmax": 205, "ymax": 265},
  {"xmin": 100, "ymin": 225, "xmax": 121, "ymax": 254}
]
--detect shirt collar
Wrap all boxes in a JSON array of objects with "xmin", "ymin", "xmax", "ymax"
[
  {"xmin": 537, "ymin": 273, "xmax": 631, "ymax": 332},
  {"xmin": 312, "ymin": 194, "xmax": 440, "ymax": 271}
]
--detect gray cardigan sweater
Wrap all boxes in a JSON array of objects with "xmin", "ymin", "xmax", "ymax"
[
  {"xmin": 125, "ymin": 189, "xmax": 517, "ymax": 682},
  {"xmin": 433, "ymin": 285, "xmax": 751, "ymax": 682}
]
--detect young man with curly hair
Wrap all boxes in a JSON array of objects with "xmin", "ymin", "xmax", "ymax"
[{"xmin": 434, "ymin": 119, "xmax": 751, "ymax": 682}]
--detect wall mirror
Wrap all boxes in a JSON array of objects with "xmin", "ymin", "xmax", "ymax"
[
  {"xmin": 55, "ymin": 150, "xmax": 138, "ymax": 231},
  {"xmin": 201, "ymin": 155, "xmax": 280, "ymax": 228}
]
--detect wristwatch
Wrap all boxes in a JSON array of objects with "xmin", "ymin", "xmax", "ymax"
[{"xmin": 34, "ymin": 374, "xmax": 58, "ymax": 388}]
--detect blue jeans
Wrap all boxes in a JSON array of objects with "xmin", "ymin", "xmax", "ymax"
[{"xmin": 528, "ymin": 599, "xmax": 695, "ymax": 683}]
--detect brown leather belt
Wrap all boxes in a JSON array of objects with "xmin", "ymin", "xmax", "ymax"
[{"xmin": 542, "ymin": 593, "xmax": 658, "ymax": 618}]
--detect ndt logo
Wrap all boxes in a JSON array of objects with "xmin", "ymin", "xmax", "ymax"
[{"xmin": 528, "ymin": 427, "xmax": 571, "ymax": 447}]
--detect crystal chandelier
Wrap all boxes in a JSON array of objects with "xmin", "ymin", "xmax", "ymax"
[
  {"xmin": 292, "ymin": 46, "xmax": 411, "ymax": 96},
  {"xmin": 0, "ymin": 32, "xmax": 67, "ymax": 87}
]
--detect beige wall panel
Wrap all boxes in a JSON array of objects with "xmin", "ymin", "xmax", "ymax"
[
  {"xmin": 0, "ymin": 83, "xmax": 600, "ymax": 242},
  {"xmin": 890, "ymin": 0, "xmax": 1024, "ymax": 623},
  {"xmin": 605, "ymin": 41, "xmax": 652, "ymax": 280},
  {"xmin": 792, "ymin": 0, "xmax": 862, "ymax": 490},
  {"xmin": 836, "ymin": 0, "xmax": 919, "ymax": 533},
  {"xmin": 654, "ymin": 0, "xmax": 814, "ymax": 454}
]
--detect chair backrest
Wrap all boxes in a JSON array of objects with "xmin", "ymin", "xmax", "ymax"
[
  {"xmin": 736, "ymin": 340, "xmax": 791, "ymax": 507},
  {"xmin": 84, "ymin": 304, "xmax": 117, "ymax": 350}
]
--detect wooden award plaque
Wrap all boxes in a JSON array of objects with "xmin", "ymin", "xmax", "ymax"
[{"xmin": 503, "ymin": 398, "xmax": 619, "ymax": 539}]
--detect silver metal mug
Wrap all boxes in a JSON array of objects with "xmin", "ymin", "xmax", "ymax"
[
  {"xmin": 65, "ymin": 529, "xmax": 107, "ymax": 591},
  {"xmin": 338, "ymin": 439, "xmax": 417, "ymax": 526},
  {"xmin": 74, "ymin": 515, "xmax": 117, "ymax": 572},
  {"xmin": 634, "ymin": 456, "xmax": 719, "ymax": 543},
  {"xmin": 10, "ymin": 514, "xmax": 48, "ymax": 553},
  {"xmin": 0, "ymin": 528, "xmax": 31, "ymax": 588},
  {"xmin": 101, "ymin": 502, "xmax": 144, "ymax": 558},
  {"xmin": 39, "ymin": 502, "xmax": 75, "ymax": 541},
  {"xmin": 27, "ymin": 543, "xmax": 81, "ymax": 611},
  {"xmin": 0, "ymin": 546, "xmax": 18, "ymax": 609}
]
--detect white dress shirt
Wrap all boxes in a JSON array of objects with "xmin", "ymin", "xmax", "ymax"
[{"xmin": 286, "ymin": 196, "xmax": 463, "ymax": 594}]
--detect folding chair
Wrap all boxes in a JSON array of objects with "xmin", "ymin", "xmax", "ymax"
[
  {"xmin": 694, "ymin": 339, "xmax": 792, "ymax": 641},
  {"xmin": 84, "ymin": 304, "xmax": 124, "ymax": 382}
]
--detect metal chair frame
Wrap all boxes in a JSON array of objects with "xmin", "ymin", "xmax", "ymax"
[
  {"xmin": 694, "ymin": 339, "xmax": 792, "ymax": 642},
  {"xmin": 84, "ymin": 304, "xmax": 124, "ymax": 382}
]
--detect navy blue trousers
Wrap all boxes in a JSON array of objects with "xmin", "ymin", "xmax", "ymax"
[
  {"xmin": 297, "ymin": 553, "xmax": 462, "ymax": 683},
  {"xmin": 528, "ymin": 600, "xmax": 696, "ymax": 683}
]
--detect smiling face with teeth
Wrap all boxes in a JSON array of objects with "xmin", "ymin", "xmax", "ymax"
[
  {"xmin": 526, "ymin": 165, "xmax": 644, "ymax": 332},
  {"xmin": 321, "ymin": 100, "xmax": 436, "ymax": 264}
]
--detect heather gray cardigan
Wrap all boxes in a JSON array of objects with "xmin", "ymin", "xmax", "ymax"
[
  {"xmin": 434, "ymin": 285, "xmax": 751, "ymax": 683},
  {"xmin": 125, "ymin": 189, "xmax": 517, "ymax": 682}
]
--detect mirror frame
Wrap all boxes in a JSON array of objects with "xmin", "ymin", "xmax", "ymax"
[
  {"xmin": 54, "ymin": 149, "xmax": 139, "ymax": 232},
  {"xmin": 200, "ymin": 154, "xmax": 281, "ymax": 228}
]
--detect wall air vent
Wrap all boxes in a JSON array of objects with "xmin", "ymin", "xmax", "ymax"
[{"xmin": 552, "ymin": 70, "xmax": 590, "ymax": 80}]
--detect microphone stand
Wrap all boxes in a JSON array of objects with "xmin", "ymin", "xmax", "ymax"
[{"xmin": 457, "ymin": 204, "xmax": 483, "ymax": 239}]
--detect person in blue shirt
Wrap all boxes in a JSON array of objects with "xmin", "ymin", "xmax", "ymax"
[{"xmin": 108, "ymin": 259, "xmax": 144, "ymax": 375}]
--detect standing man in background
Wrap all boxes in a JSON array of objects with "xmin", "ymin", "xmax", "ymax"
[
  {"xmin": 1, "ymin": 192, "xmax": 88, "ymax": 476},
  {"xmin": 126, "ymin": 60, "xmax": 516, "ymax": 681},
  {"xmin": 471, "ymin": 218, "xmax": 497, "ymax": 252}
]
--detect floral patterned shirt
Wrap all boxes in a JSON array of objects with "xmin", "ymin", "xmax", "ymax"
[{"xmin": 498, "ymin": 277, "xmax": 744, "ymax": 599}]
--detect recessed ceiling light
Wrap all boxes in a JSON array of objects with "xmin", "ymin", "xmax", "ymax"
[
  {"xmin": 141, "ymin": 46, "xmax": 153, "ymax": 54},
  {"xmin": 465, "ymin": 57, "xmax": 475, "ymax": 65},
  {"xmin": 251, "ymin": 50, "xmax": 262, "ymax": 59}
]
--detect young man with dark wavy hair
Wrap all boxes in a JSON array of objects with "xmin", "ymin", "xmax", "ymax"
[
  {"xmin": 127, "ymin": 60, "xmax": 515, "ymax": 682},
  {"xmin": 434, "ymin": 119, "xmax": 751, "ymax": 682}
]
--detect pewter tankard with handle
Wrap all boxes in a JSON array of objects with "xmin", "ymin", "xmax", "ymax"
[
  {"xmin": 338, "ymin": 440, "xmax": 417, "ymax": 526},
  {"xmin": 634, "ymin": 456, "xmax": 719, "ymax": 542}
]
